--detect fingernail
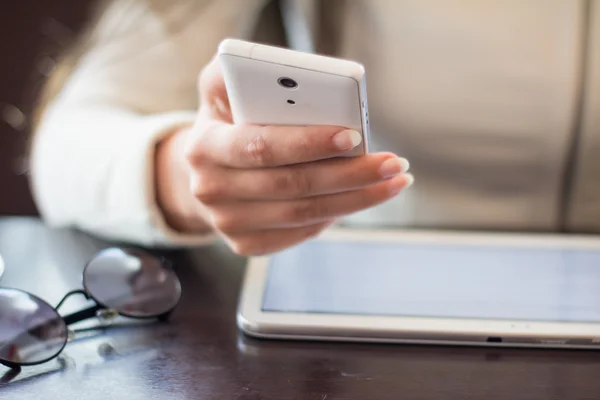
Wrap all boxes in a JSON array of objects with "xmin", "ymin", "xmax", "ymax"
[
  {"xmin": 389, "ymin": 173, "xmax": 414, "ymax": 195},
  {"xmin": 333, "ymin": 129, "xmax": 363, "ymax": 151},
  {"xmin": 379, "ymin": 157, "xmax": 410, "ymax": 178}
]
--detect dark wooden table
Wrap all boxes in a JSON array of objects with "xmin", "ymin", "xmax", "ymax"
[{"xmin": 1, "ymin": 217, "xmax": 600, "ymax": 400}]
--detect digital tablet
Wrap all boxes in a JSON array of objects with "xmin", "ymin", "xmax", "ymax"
[{"xmin": 237, "ymin": 229, "xmax": 600, "ymax": 349}]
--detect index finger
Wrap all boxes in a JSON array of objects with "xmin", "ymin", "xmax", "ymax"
[{"xmin": 194, "ymin": 121, "xmax": 365, "ymax": 168}]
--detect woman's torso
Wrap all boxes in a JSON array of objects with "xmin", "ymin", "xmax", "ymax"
[{"xmin": 110, "ymin": 0, "xmax": 600, "ymax": 233}]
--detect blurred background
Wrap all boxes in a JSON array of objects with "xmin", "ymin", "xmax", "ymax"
[
  {"xmin": 0, "ymin": 0, "xmax": 287, "ymax": 218},
  {"xmin": 0, "ymin": 1, "xmax": 91, "ymax": 216}
]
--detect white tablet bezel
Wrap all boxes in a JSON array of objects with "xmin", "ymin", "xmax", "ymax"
[{"xmin": 237, "ymin": 228, "xmax": 600, "ymax": 349}]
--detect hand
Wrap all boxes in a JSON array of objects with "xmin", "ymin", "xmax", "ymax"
[{"xmin": 156, "ymin": 55, "xmax": 413, "ymax": 255}]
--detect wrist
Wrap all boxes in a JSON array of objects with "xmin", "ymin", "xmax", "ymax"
[{"xmin": 155, "ymin": 126, "xmax": 211, "ymax": 233}]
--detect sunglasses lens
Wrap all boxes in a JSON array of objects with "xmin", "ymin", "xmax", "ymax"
[
  {"xmin": 83, "ymin": 248, "xmax": 181, "ymax": 318},
  {"xmin": 0, "ymin": 288, "xmax": 68, "ymax": 366}
]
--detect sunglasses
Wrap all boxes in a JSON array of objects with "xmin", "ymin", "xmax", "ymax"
[{"xmin": 0, "ymin": 248, "xmax": 181, "ymax": 369}]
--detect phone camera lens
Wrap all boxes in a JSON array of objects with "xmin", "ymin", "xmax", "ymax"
[{"xmin": 278, "ymin": 77, "xmax": 298, "ymax": 89}]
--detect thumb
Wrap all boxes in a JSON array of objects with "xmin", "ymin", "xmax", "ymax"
[{"xmin": 198, "ymin": 54, "xmax": 232, "ymax": 122}]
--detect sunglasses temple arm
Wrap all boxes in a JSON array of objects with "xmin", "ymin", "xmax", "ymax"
[
  {"xmin": 55, "ymin": 290, "xmax": 89, "ymax": 311},
  {"xmin": 0, "ymin": 359, "xmax": 21, "ymax": 371},
  {"xmin": 62, "ymin": 304, "xmax": 103, "ymax": 326}
]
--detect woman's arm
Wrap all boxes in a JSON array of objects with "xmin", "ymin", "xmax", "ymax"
[{"xmin": 29, "ymin": 0, "xmax": 267, "ymax": 246}]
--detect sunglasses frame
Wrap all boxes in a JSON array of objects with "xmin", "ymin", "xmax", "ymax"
[{"xmin": 0, "ymin": 248, "xmax": 181, "ymax": 370}]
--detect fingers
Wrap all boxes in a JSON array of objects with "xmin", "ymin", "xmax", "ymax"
[
  {"xmin": 223, "ymin": 220, "xmax": 335, "ymax": 256},
  {"xmin": 208, "ymin": 173, "xmax": 413, "ymax": 233},
  {"xmin": 188, "ymin": 53, "xmax": 413, "ymax": 257},
  {"xmin": 188, "ymin": 121, "xmax": 364, "ymax": 168},
  {"xmin": 190, "ymin": 153, "xmax": 409, "ymax": 202}
]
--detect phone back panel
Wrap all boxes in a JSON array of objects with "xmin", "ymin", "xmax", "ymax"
[{"xmin": 220, "ymin": 53, "xmax": 369, "ymax": 156}]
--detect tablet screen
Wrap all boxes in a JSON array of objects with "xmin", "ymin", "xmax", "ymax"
[{"xmin": 262, "ymin": 239, "xmax": 600, "ymax": 323}]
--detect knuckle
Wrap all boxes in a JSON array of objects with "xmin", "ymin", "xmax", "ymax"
[
  {"xmin": 183, "ymin": 129, "xmax": 211, "ymax": 167},
  {"xmin": 243, "ymin": 132, "xmax": 273, "ymax": 166},
  {"xmin": 272, "ymin": 168, "xmax": 313, "ymax": 197},
  {"xmin": 293, "ymin": 130, "xmax": 313, "ymax": 157},
  {"xmin": 190, "ymin": 173, "xmax": 225, "ymax": 204},
  {"xmin": 287, "ymin": 198, "xmax": 325, "ymax": 223},
  {"xmin": 184, "ymin": 146, "xmax": 204, "ymax": 166},
  {"xmin": 183, "ymin": 145, "xmax": 195, "ymax": 164}
]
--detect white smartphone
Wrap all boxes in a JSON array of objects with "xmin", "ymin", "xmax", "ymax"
[
  {"xmin": 218, "ymin": 38, "xmax": 370, "ymax": 157},
  {"xmin": 238, "ymin": 228, "xmax": 600, "ymax": 349}
]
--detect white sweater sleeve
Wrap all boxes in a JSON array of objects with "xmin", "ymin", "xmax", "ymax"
[{"xmin": 29, "ymin": 0, "xmax": 267, "ymax": 247}]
